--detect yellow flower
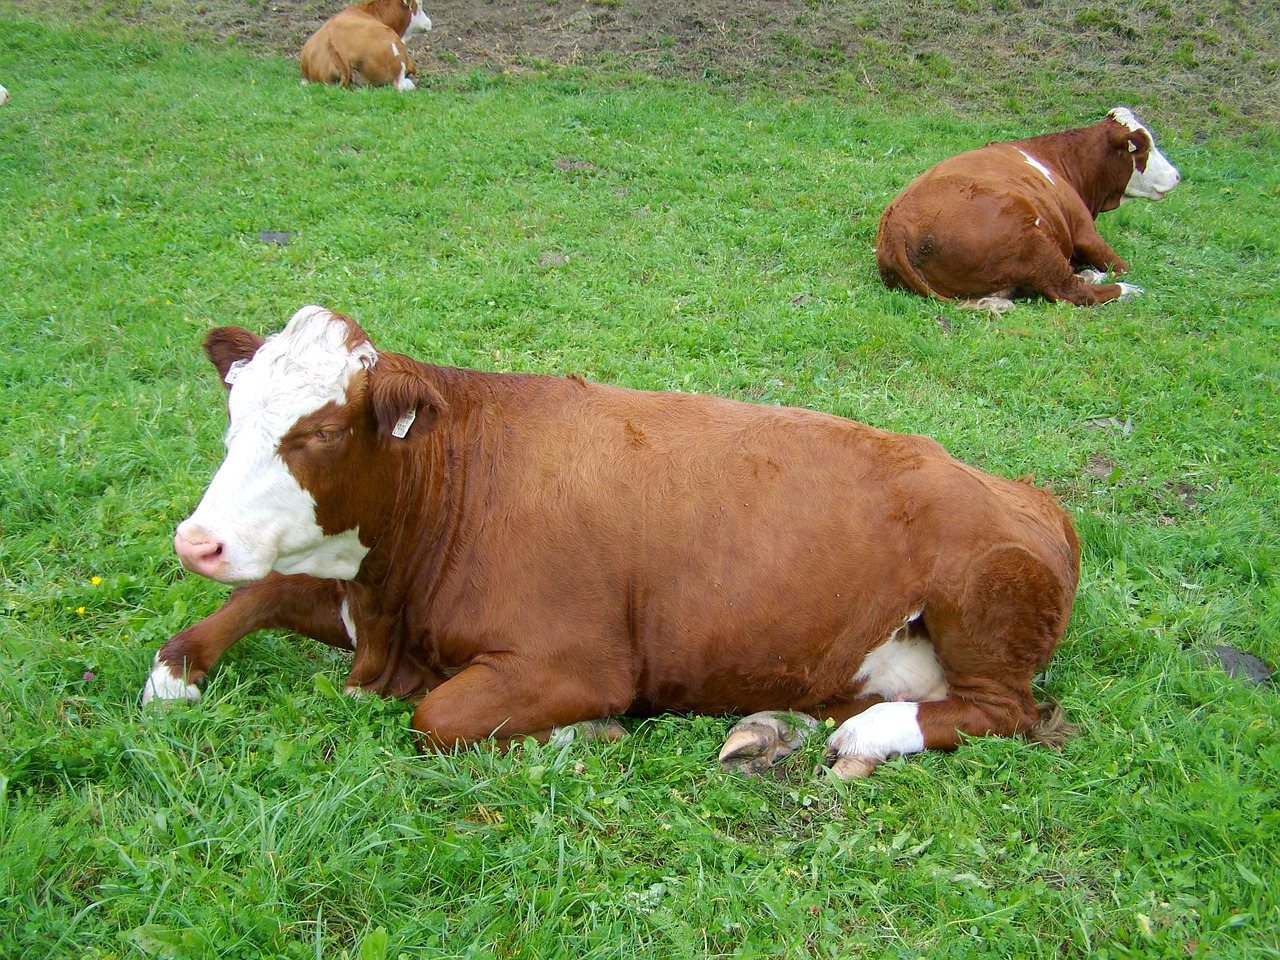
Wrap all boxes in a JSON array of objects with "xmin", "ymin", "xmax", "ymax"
[
  {"xmin": 91, "ymin": 576, "xmax": 102, "ymax": 586},
  {"xmin": 76, "ymin": 606, "xmax": 86, "ymax": 615}
]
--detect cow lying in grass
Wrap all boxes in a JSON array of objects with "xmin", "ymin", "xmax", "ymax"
[
  {"xmin": 876, "ymin": 108, "xmax": 1180, "ymax": 310},
  {"xmin": 300, "ymin": 0, "xmax": 432, "ymax": 91},
  {"xmin": 146, "ymin": 306, "xmax": 1080, "ymax": 778}
]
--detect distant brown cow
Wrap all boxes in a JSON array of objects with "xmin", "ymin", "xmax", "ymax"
[
  {"xmin": 144, "ymin": 306, "xmax": 1080, "ymax": 779},
  {"xmin": 300, "ymin": 0, "xmax": 431, "ymax": 90},
  {"xmin": 876, "ymin": 108, "xmax": 1180, "ymax": 309}
]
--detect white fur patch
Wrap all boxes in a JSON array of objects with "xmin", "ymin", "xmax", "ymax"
[
  {"xmin": 855, "ymin": 643, "xmax": 946, "ymax": 702},
  {"xmin": 855, "ymin": 619, "xmax": 948, "ymax": 703},
  {"xmin": 0, "ymin": 85, "xmax": 9, "ymax": 107},
  {"xmin": 391, "ymin": 42, "xmax": 401, "ymax": 57},
  {"xmin": 177, "ymin": 306, "xmax": 375, "ymax": 583},
  {"xmin": 1017, "ymin": 149, "xmax": 1057, "ymax": 186},
  {"xmin": 141, "ymin": 656, "xmax": 200, "ymax": 704},
  {"xmin": 827, "ymin": 702, "xmax": 925, "ymax": 762},
  {"xmin": 339, "ymin": 597, "xmax": 358, "ymax": 650}
]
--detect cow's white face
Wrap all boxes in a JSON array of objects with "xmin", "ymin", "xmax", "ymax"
[
  {"xmin": 175, "ymin": 306, "xmax": 376, "ymax": 584},
  {"xmin": 404, "ymin": 0, "xmax": 432, "ymax": 37},
  {"xmin": 1108, "ymin": 107, "xmax": 1181, "ymax": 202}
]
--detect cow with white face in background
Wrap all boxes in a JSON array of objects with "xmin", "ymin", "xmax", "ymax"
[
  {"xmin": 300, "ymin": 0, "xmax": 432, "ymax": 91},
  {"xmin": 876, "ymin": 108, "xmax": 1181, "ymax": 310},
  {"xmin": 0, "ymin": 84, "xmax": 9, "ymax": 106},
  {"xmin": 146, "ymin": 306, "xmax": 1081, "ymax": 779}
]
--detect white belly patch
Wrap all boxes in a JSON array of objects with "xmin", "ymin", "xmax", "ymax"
[{"xmin": 855, "ymin": 620, "xmax": 948, "ymax": 703}]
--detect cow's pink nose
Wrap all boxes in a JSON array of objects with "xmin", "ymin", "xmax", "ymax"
[{"xmin": 174, "ymin": 531, "xmax": 226, "ymax": 577}]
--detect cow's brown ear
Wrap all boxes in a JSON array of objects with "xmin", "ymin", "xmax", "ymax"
[
  {"xmin": 1118, "ymin": 127, "xmax": 1151, "ymax": 172},
  {"xmin": 204, "ymin": 326, "xmax": 266, "ymax": 391},
  {"xmin": 367, "ymin": 356, "xmax": 446, "ymax": 442}
]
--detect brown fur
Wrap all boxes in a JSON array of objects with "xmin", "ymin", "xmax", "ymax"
[
  {"xmin": 877, "ymin": 116, "xmax": 1152, "ymax": 305},
  {"xmin": 159, "ymin": 315, "xmax": 1081, "ymax": 760},
  {"xmin": 299, "ymin": 0, "xmax": 424, "ymax": 88}
]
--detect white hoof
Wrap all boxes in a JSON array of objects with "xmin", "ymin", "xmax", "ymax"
[{"xmin": 1117, "ymin": 282, "xmax": 1145, "ymax": 299}]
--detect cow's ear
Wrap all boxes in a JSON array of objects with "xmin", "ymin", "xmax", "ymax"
[
  {"xmin": 1118, "ymin": 127, "xmax": 1152, "ymax": 172},
  {"xmin": 204, "ymin": 326, "xmax": 265, "ymax": 391},
  {"xmin": 367, "ymin": 356, "xmax": 446, "ymax": 442}
]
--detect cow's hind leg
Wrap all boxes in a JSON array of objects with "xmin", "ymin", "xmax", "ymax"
[
  {"xmin": 718, "ymin": 711, "xmax": 819, "ymax": 775},
  {"xmin": 823, "ymin": 544, "xmax": 1073, "ymax": 778},
  {"xmin": 142, "ymin": 573, "xmax": 351, "ymax": 703}
]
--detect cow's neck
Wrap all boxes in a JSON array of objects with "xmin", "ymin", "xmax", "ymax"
[
  {"xmin": 1012, "ymin": 127, "xmax": 1124, "ymax": 218},
  {"xmin": 359, "ymin": 0, "xmax": 411, "ymax": 35},
  {"xmin": 347, "ymin": 420, "xmax": 461, "ymax": 605}
]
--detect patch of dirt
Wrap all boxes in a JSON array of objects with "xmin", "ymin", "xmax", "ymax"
[{"xmin": 34, "ymin": 0, "xmax": 1275, "ymax": 126}]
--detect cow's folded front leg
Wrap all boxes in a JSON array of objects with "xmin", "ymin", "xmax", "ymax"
[
  {"xmin": 142, "ymin": 573, "xmax": 351, "ymax": 704},
  {"xmin": 410, "ymin": 654, "xmax": 630, "ymax": 752}
]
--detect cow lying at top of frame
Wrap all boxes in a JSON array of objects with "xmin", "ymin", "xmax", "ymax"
[
  {"xmin": 143, "ymin": 306, "xmax": 1081, "ymax": 779},
  {"xmin": 876, "ymin": 108, "xmax": 1180, "ymax": 309},
  {"xmin": 300, "ymin": 0, "xmax": 431, "ymax": 91}
]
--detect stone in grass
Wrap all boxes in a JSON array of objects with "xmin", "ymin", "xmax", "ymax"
[
  {"xmin": 1207, "ymin": 644, "xmax": 1275, "ymax": 688},
  {"xmin": 259, "ymin": 231, "xmax": 293, "ymax": 245}
]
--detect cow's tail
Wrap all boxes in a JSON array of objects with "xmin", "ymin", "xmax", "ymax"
[
  {"xmin": 1026, "ymin": 698, "xmax": 1077, "ymax": 748},
  {"xmin": 329, "ymin": 38, "xmax": 357, "ymax": 87},
  {"xmin": 876, "ymin": 214, "xmax": 953, "ymax": 302}
]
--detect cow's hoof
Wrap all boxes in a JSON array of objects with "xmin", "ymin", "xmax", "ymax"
[
  {"xmin": 550, "ymin": 719, "xmax": 628, "ymax": 746},
  {"xmin": 823, "ymin": 753, "xmax": 881, "ymax": 780},
  {"xmin": 718, "ymin": 712, "xmax": 816, "ymax": 776},
  {"xmin": 1117, "ymin": 282, "xmax": 1145, "ymax": 299}
]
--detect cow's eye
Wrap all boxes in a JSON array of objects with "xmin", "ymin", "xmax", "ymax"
[{"xmin": 311, "ymin": 428, "xmax": 344, "ymax": 445}]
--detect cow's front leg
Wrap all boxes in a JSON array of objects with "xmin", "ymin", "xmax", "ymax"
[
  {"xmin": 142, "ymin": 574, "xmax": 352, "ymax": 703},
  {"xmin": 1071, "ymin": 224, "xmax": 1129, "ymax": 276},
  {"xmin": 410, "ymin": 654, "xmax": 631, "ymax": 752}
]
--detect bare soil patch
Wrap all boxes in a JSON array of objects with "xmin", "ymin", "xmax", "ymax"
[{"xmin": 6, "ymin": 0, "xmax": 1279, "ymax": 126}]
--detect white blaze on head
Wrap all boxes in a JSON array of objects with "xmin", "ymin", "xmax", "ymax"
[
  {"xmin": 1108, "ymin": 107, "xmax": 1181, "ymax": 201},
  {"xmin": 405, "ymin": 1, "xmax": 432, "ymax": 37},
  {"xmin": 176, "ymin": 306, "xmax": 376, "ymax": 584}
]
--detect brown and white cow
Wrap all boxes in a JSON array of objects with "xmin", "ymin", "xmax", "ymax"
[
  {"xmin": 300, "ymin": 0, "xmax": 431, "ymax": 91},
  {"xmin": 144, "ymin": 306, "xmax": 1081, "ymax": 778},
  {"xmin": 876, "ymin": 108, "xmax": 1180, "ymax": 309}
]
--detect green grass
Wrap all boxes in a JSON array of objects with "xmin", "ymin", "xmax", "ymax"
[{"xmin": 2, "ymin": 9, "xmax": 1279, "ymax": 960}]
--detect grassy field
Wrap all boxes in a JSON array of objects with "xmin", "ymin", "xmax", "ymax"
[{"xmin": 1, "ymin": 5, "xmax": 1278, "ymax": 959}]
